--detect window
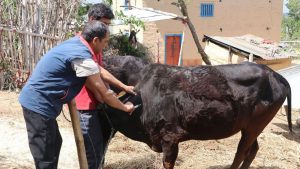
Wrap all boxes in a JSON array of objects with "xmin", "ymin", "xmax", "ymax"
[
  {"xmin": 124, "ymin": 0, "xmax": 130, "ymax": 11},
  {"xmin": 200, "ymin": 3, "xmax": 214, "ymax": 17}
]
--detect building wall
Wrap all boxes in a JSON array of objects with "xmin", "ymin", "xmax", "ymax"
[
  {"xmin": 204, "ymin": 41, "xmax": 246, "ymax": 65},
  {"xmin": 142, "ymin": 22, "xmax": 163, "ymax": 63},
  {"xmin": 278, "ymin": 65, "xmax": 300, "ymax": 109},
  {"xmin": 256, "ymin": 58, "xmax": 291, "ymax": 71},
  {"xmin": 143, "ymin": 0, "xmax": 283, "ymax": 65},
  {"xmin": 110, "ymin": 0, "xmax": 144, "ymax": 42}
]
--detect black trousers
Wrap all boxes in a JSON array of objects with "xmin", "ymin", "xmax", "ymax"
[{"xmin": 23, "ymin": 107, "xmax": 62, "ymax": 169}]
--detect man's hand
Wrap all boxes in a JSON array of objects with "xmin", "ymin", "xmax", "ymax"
[
  {"xmin": 100, "ymin": 66, "xmax": 137, "ymax": 95},
  {"xmin": 123, "ymin": 85, "xmax": 136, "ymax": 95},
  {"xmin": 124, "ymin": 101, "xmax": 135, "ymax": 115}
]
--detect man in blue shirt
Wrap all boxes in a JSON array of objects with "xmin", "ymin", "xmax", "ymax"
[{"xmin": 19, "ymin": 20, "xmax": 135, "ymax": 169}]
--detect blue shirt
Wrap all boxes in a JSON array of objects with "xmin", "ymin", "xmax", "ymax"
[{"xmin": 19, "ymin": 36, "xmax": 93, "ymax": 118}]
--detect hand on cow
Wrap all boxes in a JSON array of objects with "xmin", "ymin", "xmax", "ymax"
[
  {"xmin": 123, "ymin": 85, "xmax": 137, "ymax": 95},
  {"xmin": 124, "ymin": 101, "xmax": 135, "ymax": 115}
]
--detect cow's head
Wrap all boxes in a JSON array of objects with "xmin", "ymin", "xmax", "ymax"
[{"xmin": 103, "ymin": 55, "xmax": 150, "ymax": 93}]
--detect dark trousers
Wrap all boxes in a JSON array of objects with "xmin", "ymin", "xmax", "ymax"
[
  {"xmin": 78, "ymin": 110, "xmax": 113, "ymax": 169},
  {"xmin": 79, "ymin": 110, "xmax": 103, "ymax": 169},
  {"xmin": 23, "ymin": 107, "xmax": 62, "ymax": 169}
]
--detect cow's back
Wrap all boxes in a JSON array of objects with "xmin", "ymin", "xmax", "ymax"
[{"xmin": 135, "ymin": 64, "xmax": 239, "ymax": 140}]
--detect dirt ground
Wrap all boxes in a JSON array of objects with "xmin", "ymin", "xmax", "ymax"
[{"xmin": 0, "ymin": 91, "xmax": 299, "ymax": 169}]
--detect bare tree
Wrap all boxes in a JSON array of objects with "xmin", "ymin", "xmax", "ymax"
[{"xmin": 166, "ymin": 0, "xmax": 212, "ymax": 65}]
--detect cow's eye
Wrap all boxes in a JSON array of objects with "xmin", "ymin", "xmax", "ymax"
[{"xmin": 160, "ymin": 84, "xmax": 166, "ymax": 91}]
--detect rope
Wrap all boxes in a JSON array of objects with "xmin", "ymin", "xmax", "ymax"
[
  {"xmin": 99, "ymin": 106, "xmax": 116, "ymax": 169},
  {"xmin": 62, "ymin": 109, "xmax": 71, "ymax": 122}
]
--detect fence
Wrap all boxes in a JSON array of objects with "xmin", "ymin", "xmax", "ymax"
[{"xmin": 0, "ymin": 0, "xmax": 80, "ymax": 90}]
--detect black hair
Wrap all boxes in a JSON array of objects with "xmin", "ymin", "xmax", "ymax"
[
  {"xmin": 81, "ymin": 20, "xmax": 109, "ymax": 43},
  {"xmin": 88, "ymin": 3, "xmax": 115, "ymax": 20}
]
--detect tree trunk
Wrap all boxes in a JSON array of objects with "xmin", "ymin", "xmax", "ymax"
[{"xmin": 177, "ymin": 0, "xmax": 211, "ymax": 65}]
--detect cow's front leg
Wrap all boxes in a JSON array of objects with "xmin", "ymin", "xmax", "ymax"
[{"xmin": 161, "ymin": 140, "xmax": 178, "ymax": 169}]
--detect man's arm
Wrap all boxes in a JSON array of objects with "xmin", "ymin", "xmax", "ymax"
[
  {"xmin": 85, "ymin": 73, "xmax": 134, "ymax": 113},
  {"xmin": 99, "ymin": 66, "xmax": 136, "ymax": 95},
  {"xmin": 71, "ymin": 58, "xmax": 134, "ymax": 113}
]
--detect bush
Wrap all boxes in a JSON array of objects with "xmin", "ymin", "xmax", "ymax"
[{"xmin": 104, "ymin": 33, "xmax": 154, "ymax": 62}]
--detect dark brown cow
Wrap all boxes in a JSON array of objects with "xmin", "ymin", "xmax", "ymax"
[
  {"xmin": 103, "ymin": 55, "xmax": 150, "ymax": 92},
  {"xmin": 103, "ymin": 57, "xmax": 292, "ymax": 169}
]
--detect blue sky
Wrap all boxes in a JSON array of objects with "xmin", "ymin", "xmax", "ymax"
[
  {"xmin": 283, "ymin": 0, "xmax": 289, "ymax": 13},
  {"xmin": 86, "ymin": 0, "xmax": 102, "ymax": 3}
]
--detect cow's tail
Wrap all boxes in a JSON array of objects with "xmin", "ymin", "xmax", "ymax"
[{"xmin": 282, "ymin": 77, "xmax": 292, "ymax": 133}]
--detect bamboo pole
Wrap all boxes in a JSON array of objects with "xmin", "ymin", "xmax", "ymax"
[
  {"xmin": 67, "ymin": 99, "xmax": 88, "ymax": 169},
  {"xmin": 22, "ymin": 0, "xmax": 30, "ymax": 73},
  {"xmin": 29, "ymin": 0, "xmax": 34, "ymax": 72}
]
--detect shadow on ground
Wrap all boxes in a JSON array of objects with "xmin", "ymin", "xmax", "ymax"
[{"xmin": 273, "ymin": 123, "xmax": 300, "ymax": 143}]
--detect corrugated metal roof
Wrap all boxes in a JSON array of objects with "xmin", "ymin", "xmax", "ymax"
[
  {"xmin": 204, "ymin": 34, "xmax": 290, "ymax": 60},
  {"xmin": 112, "ymin": 6, "xmax": 186, "ymax": 25},
  {"xmin": 278, "ymin": 65, "xmax": 300, "ymax": 109},
  {"xmin": 123, "ymin": 7, "xmax": 182, "ymax": 22}
]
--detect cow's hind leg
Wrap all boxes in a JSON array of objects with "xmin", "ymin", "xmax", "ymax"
[
  {"xmin": 161, "ymin": 140, "xmax": 179, "ymax": 169},
  {"xmin": 230, "ymin": 130, "xmax": 258, "ymax": 169},
  {"xmin": 240, "ymin": 139, "xmax": 259, "ymax": 169}
]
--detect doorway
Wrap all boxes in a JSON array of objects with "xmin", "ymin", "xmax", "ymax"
[{"xmin": 165, "ymin": 34, "xmax": 182, "ymax": 65}]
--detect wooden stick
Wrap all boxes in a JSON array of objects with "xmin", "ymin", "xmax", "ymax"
[
  {"xmin": 0, "ymin": 27, "xmax": 61, "ymax": 40},
  {"xmin": 67, "ymin": 99, "xmax": 88, "ymax": 169}
]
